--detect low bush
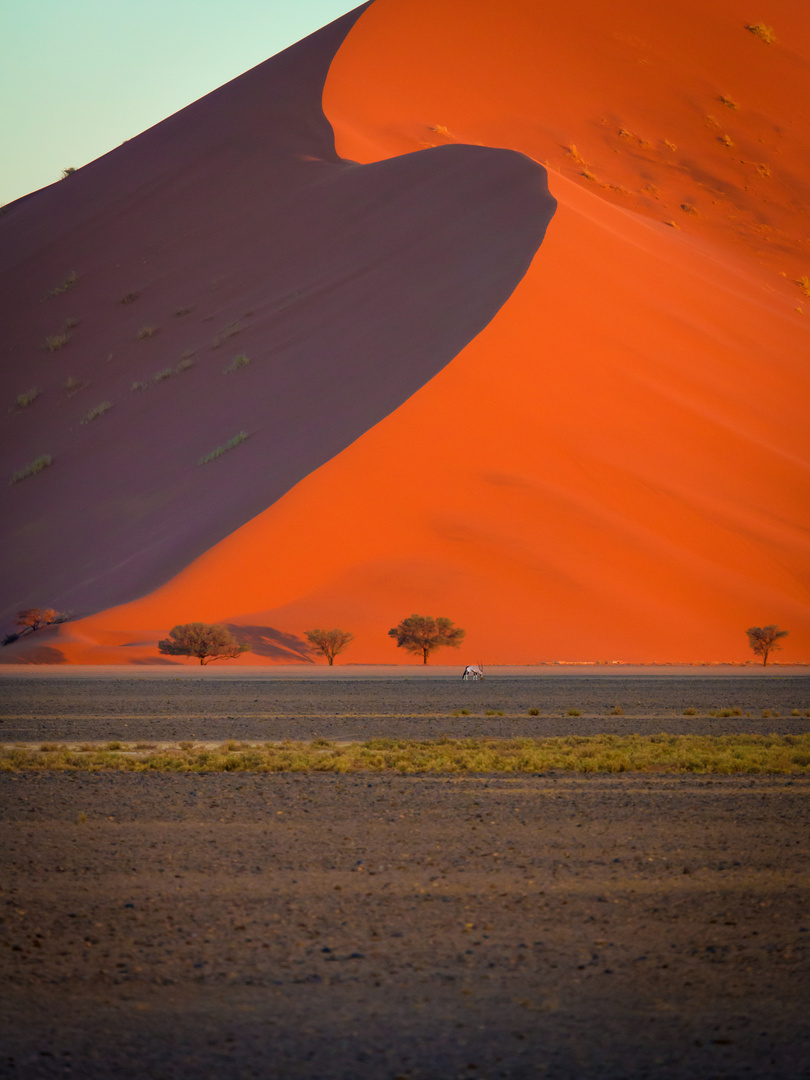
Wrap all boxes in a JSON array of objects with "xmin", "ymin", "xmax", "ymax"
[
  {"xmin": 567, "ymin": 709, "xmax": 581, "ymax": 717},
  {"xmin": 528, "ymin": 708, "xmax": 540, "ymax": 716},
  {"xmin": 683, "ymin": 707, "xmax": 697, "ymax": 716}
]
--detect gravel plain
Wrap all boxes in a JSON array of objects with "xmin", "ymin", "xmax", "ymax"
[
  {"xmin": 1, "ymin": 672, "xmax": 809, "ymax": 743},
  {"xmin": 1, "ymin": 672, "xmax": 809, "ymax": 1079}
]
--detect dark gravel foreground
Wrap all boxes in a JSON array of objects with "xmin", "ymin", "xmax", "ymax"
[
  {"xmin": 1, "ymin": 676, "xmax": 810, "ymax": 742},
  {"xmin": 1, "ymin": 770, "xmax": 809, "ymax": 1079}
]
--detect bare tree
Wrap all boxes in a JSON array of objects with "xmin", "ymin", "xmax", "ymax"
[
  {"xmin": 304, "ymin": 628, "xmax": 354, "ymax": 666},
  {"xmin": 158, "ymin": 623, "xmax": 248, "ymax": 665},
  {"xmin": 746, "ymin": 625, "xmax": 788, "ymax": 666},
  {"xmin": 388, "ymin": 614, "xmax": 465, "ymax": 665}
]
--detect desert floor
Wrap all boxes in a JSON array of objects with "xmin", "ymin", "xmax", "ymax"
[{"xmin": 1, "ymin": 672, "xmax": 809, "ymax": 1079}]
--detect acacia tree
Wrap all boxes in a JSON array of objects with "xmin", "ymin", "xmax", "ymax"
[
  {"xmin": 16, "ymin": 608, "xmax": 67, "ymax": 631},
  {"xmin": 746, "ymin": 625, "xmax": 788, "ymax": 666},
  {"xmin": 304, "ymin": 628, "xmax": 354, "ymax": 666},
  {"xmin": 2, "ymin": 607, "xmax": 69, "ymax": 646},
  {"xmin": 158, "ymin": 623, "xmax": 249, "ymax": 665},
  {"xmin": 388, "ymin": 614, "xmax": 465, "ymax": 665}
]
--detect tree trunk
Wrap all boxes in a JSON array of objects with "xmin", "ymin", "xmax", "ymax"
[
  {"xmin": 328, "ymin": 656, "xmax": 333, "ymax": 665},
  {"xmin": 423, "ymin": 649, "xmax": 428, "ymax": 664}
]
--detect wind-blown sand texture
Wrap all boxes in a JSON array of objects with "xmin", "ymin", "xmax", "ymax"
[{"xmin": 2, "ymin": 0, "xmax": 809, "ymax": 665}]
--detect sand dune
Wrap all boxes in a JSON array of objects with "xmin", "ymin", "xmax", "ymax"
[
  {"xmin": 0, "ymin": 4, "xmax": 553, "ymax": 635},
  {"xmin": 2, "ymin": 0, "xmax": 808, "ymax": 664}
]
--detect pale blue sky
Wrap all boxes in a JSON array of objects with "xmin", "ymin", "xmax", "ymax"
[{"xmin": 1, "ymin": 0, "xmax": 358, "ymax": 204}]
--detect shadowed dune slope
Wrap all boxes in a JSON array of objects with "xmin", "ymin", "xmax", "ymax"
[
  {"xmin": 5, "ymin": 0, "xmax": 810, "ymax": 665},
  {"xmin": 0, "ymin": 4, "xmax": 555, "ymax": 630}
]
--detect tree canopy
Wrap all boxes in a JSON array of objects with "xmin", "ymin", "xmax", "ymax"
[
  {"xmin": 388, "ymin": 614, "xmax": 465, "ymax": 665},
  {"xmin": 304, "ymin": 628, "xmax": 354, "ymax": 666},
  {"xmin": 157, "ymin": 623, "xmax": 249, "ymax": 665},
  {"xmin": 746, "ymin": 625, "xmax": 788, "ymax": 666}
]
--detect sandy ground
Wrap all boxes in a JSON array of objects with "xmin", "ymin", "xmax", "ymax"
[
  {"xmin": 1, "ymin": 770, "xmax": 808, "ymax": 1079},
  {"xmin": 1, "ymin": 671, "xmax": 809, "ymax": 744}
]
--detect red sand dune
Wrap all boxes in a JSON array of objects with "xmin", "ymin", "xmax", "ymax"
[{"xmin": 3, "ymin": 0, "xmax": 809, "ymax": 664}]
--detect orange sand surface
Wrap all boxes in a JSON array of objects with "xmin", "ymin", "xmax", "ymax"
[{"xmin": 8, "ymin": 0, "xmax": 810, "ymax": 665}]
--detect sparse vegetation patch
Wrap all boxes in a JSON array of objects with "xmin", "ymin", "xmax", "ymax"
[
  {"xmin": 223, "ymin": 353, "xmax": 250, "ymax": 373},
  {"xmin": 135, "ymin": 325, "xmax": 158, "ymax": 340},
  {"xmin": 211, "ymin": 321, "xmax": 243, "ymax": 348},
  {"xmin": 45, "ymin": 332, "xmax": 70, "ymax": 352},
  {"xmin": 197, "ymin": 431, "xmax": 249, "ymax": 466},
  {"xmin": 15, "ymin": 387, "xmax": 40, "ymax": 408},
  {"xmin": 3, "ymin": 734, "xmax": 809, "ymax": 775},
  {"xmin": 80, "ymin": 401, "xmax": 113, "ymax": 424},
  {"xmin": 10, "ymin": 455, "xmax": 52, "ymax": 484},
  {"xmin": 44, "ymin": 272, "xmax": 78, "ymax": 300},
  {"xmin": 746, "ymin": 23, "xmax": 776, "ymax": 43}
]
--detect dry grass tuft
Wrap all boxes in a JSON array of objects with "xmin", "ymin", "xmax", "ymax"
[
  {"xmin": 135, "ymin": 325, "xmax": 158, "ymax": 340},
  {"xmin": 153, "ymin": 357, "xmax": 195, "ymax": 382},
  {"xmin": 197, "ymin": 431, "xmax": 249, "ymax": 466},
  {"xmin": 45, "ymin": 271, "xmax": 77, "ymax": 300},
  {"xmin": 80, "ymin": 401, "xmax": 113, "ymax": 424},
  {"xmin": 223, "ymin": 353, "xmax": 250, "ymax": 374},
  {"xmin": 567, "ymin": 709, "xmax": 582, "ymax": 717},
  {"xmin": 119, "ymin": 291, "xmax": 139, "ymax": 305},
  {"xmin": 173, "ymin": 307, "xmax": 193, "ymax": 317},
  {"xmin": 15, "ymin": 388, "xmax": 40, "ymax": 408},
  {"xmin": 45, "ymin": 332, "xmax": 70, "ymax": 352},
  {"xmin": 63, "ymin": 376, "xmax": 86, "ymax": 395},
  {"xmin": 211, "ymin": 321, "xmax": 243, "ymax": 349},
  {"xmin": 681, "ymin": 203, "xmax": 698, "ymax": 215},
  {"xmin": 797, "ymin": 276, "xmax": 810, "ymax": 296},
  {"xmin": 718, "ymin": 134, "xmax": 735, "ymax": 147},
  {"xmin": 746, "ymin": 23, "xmax": 776, "ymax": 44},
  {"xmin": 2, "ymin": 734, "xmax": 809, "ymax": 775},
  {"xmin": 720, "ymin": 95, "xmax": 739, "ymax": 109},
  {"xmin": 10, "ymin": 455, "xmax": 52, "ymax": 485}
]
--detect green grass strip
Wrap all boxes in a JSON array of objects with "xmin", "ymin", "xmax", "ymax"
[{"xmin": 3, "ymin": 735, "xmax": 810, "ymax": 775}]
